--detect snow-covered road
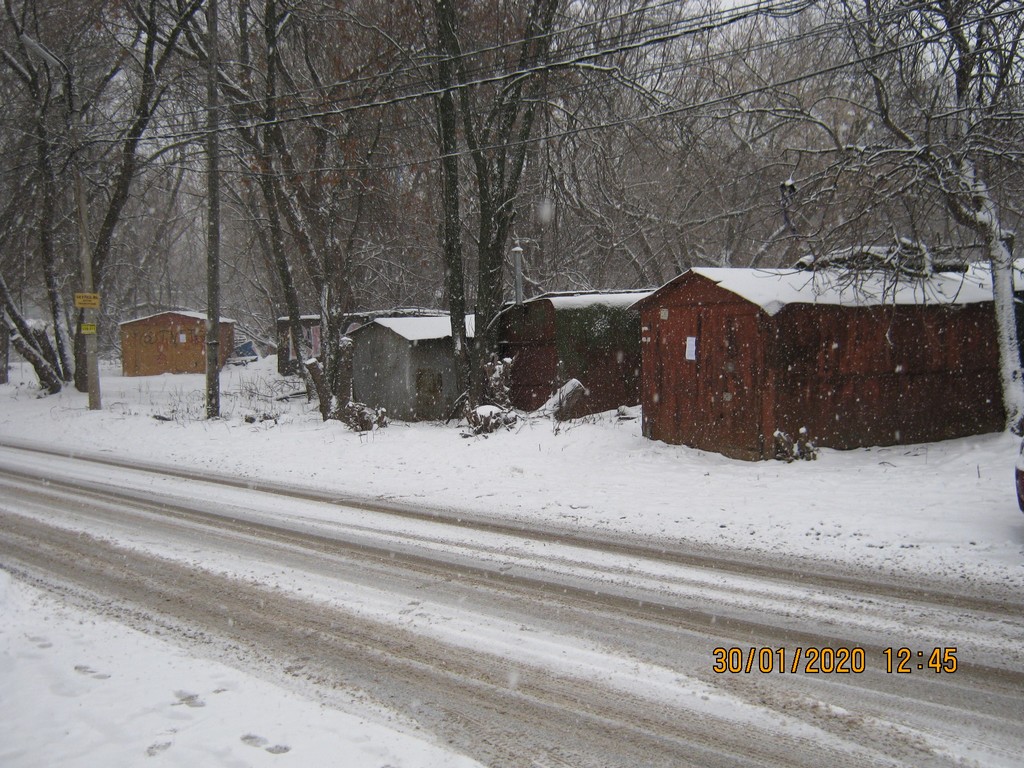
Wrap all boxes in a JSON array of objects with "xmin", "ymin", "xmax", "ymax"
[{"xmin": 2, "ymin": 443, "xmax": 1021, "ymax": 767}]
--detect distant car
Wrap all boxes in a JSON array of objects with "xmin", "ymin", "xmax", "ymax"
[
  {"xmin": 227, "ymin": 340, "xmax": 260, "ymax": 367},
  {"xmin": 1016, "ymin": 439, "xmax": 1024, "ymax": 512}
]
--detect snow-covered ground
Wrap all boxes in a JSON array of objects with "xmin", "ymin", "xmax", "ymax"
[
  {"xmin": 2, "ymin": 357, "xmax": 1022, "ymax": 766},
  {"xmin": 0, "ymin": 570, "xmax": 482, "ymax": 768}
]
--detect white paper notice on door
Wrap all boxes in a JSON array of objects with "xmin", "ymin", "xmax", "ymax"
[{"xmin": 685, "ymin": 336, "xmax": 697, "ymax": 360}]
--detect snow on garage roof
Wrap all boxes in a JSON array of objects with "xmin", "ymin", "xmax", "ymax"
[
  {"xmin": 119, "ymin": 310, "xmax": 236, "ymax": 326},
  {"xmin": 528, "ymin": 290, "xmax": 654, "ymax": 310},
  {"xmin": 367, "ymin": 314, "xmax": 475, "ymax": 341},
  {"xmin": 966, "ymin": 261, "xmax": 1024, "ymax": 291},
  {"xmin": 635, "ymin": 268, "xmax": 993, "ymax": 317}
]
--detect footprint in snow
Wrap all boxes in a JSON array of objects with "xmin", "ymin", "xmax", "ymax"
[
  {"xmin": 145, "ymin": 741, "xmax": 172, "ymax": 757},
  {"xmin": 241, "ymin": 734, "xmax": 291, "ymax": 754},
  {"xmin": 173, "ymin": 691, "xmax": 205, "ymax": 708},
  {"xmin": 73, "ymin": 664, "xmax": 110, "ymax": 680}
]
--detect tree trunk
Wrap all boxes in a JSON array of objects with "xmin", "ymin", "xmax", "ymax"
[
  {"xmin": 35, "ymin": 128, "xmax": 72, "ymax": 383},
  {"xmin": 980, "ymin": 222, "xmax": 1023, "ymax": 433},
  {"xmin": 432, "ymin": 0, "xmax": 559, "ymax": 406},
  {"xmin": 0, "ymin": 269, "xmax": 62, "ymax": 394},
  {"xmin": 843, "ymin": 0, "xmax": 1024, "ymax": 432},
  {"xmin": 433, "ymin": 2, "xmax": 471, "ymax": 401}
]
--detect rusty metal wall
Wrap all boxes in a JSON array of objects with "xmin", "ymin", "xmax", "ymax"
[
  {"xmin": 766, "ymin": 303, "xmax": 1003, "ymax": 450},
  {"xmin": 639, "ymin": 282, "xmax": 765, "ymax": 459},
  {"xmin": 639, "ymin": 274, "xmax": 1004, "ymax": 459},
  {"xmin": 500, "ymin": 300, "xmax": 644, "ymax": 417},
  {"xmin": 499, "ymin": 301, "xmax": 558, "ymax": 411}
]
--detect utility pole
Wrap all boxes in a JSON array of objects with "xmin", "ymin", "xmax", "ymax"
[
  {"xmin": 73, "ymin": 137, "xmax": 101, "ymax": 411},
  {"xmin": 205, "ymin": 0, "xmax": 221, "ymax": 419}
]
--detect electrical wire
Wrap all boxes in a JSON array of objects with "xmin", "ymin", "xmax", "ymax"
[{"xmin": 3, "ymin": 0, "xmax": 1020, "ymax": 180}]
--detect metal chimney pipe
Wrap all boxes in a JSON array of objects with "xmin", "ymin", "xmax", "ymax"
[{"xmin": 512, "ymin": 244, "xmax": 524, "ymax": 304}]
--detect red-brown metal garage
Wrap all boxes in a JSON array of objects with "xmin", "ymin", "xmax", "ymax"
[
  {"xmin": 498, "ymin": 291, "xmax": 652, "ymax": 417},
  {"xmin": 632, "ymin": 268, "xmax": 1004, "ymax": 459}
]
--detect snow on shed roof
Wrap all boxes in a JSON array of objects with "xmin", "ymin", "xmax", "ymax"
[
  {"xmin": 363, "ymin": 314, "xmax": 475, "ymax": 341},
  {"xmin": 119, "ymin": 310, "xmax": 236, "ymax": 326},
  {"xmin": 965, "ymin": 261, "xmax": 1024, "ymax": 291},
  {"xmin": 526, "ymin": 290, "xmax": 654, "ymax": 310},
  {"xmin": 276, "ymin": 308, "xmax": 447, "ymax": 322},
  {"xmin": 635, "ymin": 268, "xmax": 993, "ymax": 316}
]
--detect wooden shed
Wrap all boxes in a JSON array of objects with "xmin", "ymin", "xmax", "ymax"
[
  {"xmin": 498, "ymin": 290, "xmax": 652, "ymax": 418},
  {"xmin": 120, "ymin": 311, "xmax": 234, "ymax": 377},
  {"xmin": 350, "ymin": 314, "xmax": 474, "ymax": 421},
  {"xmin": 633, "ymin": 268, "xmax": 1004, "ymax": 460}
]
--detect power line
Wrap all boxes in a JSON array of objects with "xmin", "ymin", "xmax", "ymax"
[
  {"xmin": 74, "ymin": 0, "xmax": 817, "ymax": 146},
  {"xmin": 199, "ymin": 2, "xmax": 1024, "ymax": 179},
  {"xmin": 154, "ymin": 0, "xmax": 801, "ymax": 126},
  {"xmin": 6, "ymin": 1, "xmax": 1020, "ymax": 182}
]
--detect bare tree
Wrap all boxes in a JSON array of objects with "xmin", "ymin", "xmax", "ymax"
[
  {"xmin": 833, "ymin": 0, "xmax": 1024, "ymax": 432},
  {"xmin": 0, "ymin": 0, "xmax": 204, "ymax": 394},
  {"xmin": 191, "ymin": 0, "xmax": 425, "ymax": 422},
  {"xmin": 430, "ymin": 0, "xmax": 561, "ymax": 404}
]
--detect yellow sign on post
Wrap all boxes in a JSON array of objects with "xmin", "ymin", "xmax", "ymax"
[
  {"xmin": 80, "ymin": 323, "xmax": 97, "ymax": 335},
  {"xmin": 74, "ymin": 292, "xmax": 100, "ymax": 309}
]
